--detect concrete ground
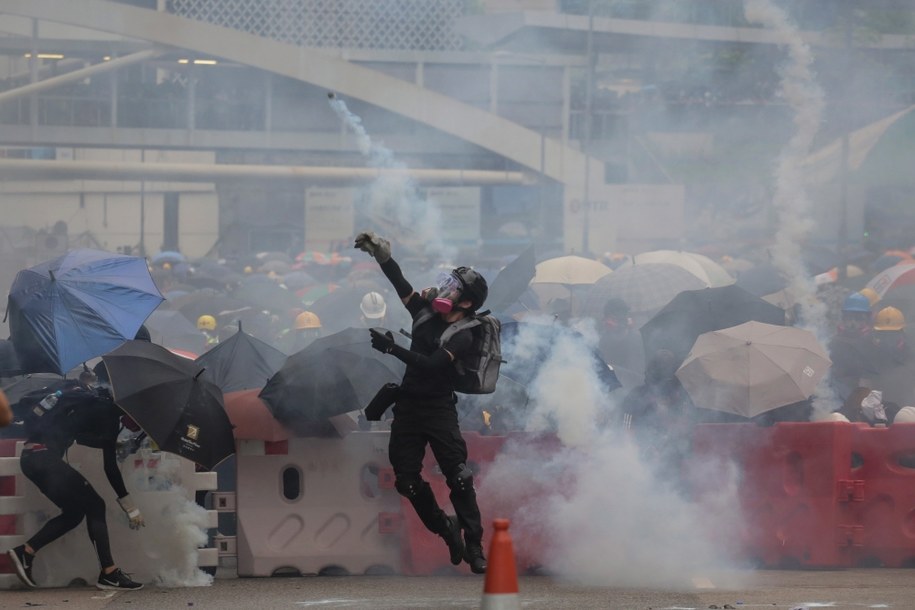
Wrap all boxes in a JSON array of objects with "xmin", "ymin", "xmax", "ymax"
[{"xmin": 2, "ymin": 569, "xmax": 914, "ymax": 609}]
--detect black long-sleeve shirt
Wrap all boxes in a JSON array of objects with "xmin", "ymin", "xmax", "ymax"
[
  {"xmin": 27, "ymin": 387, "xmax": 129, "ymax": 499},
  {"xmin": 397, "ymin": 294, "xmax": 472, "ymax": 402}
]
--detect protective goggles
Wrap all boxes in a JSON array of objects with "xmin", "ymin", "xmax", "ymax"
[{"xmin": 426, "ymin": 272, "xmax": 464, "ymax": 313}]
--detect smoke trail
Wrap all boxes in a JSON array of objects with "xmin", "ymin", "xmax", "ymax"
[
  {"xmin": 129, "ymin": 451, "xmax": 214, "ymax": 587},
  {"xmin": 328, "ymin": 96, "xmax": 454, "ymax": 261},
  {"xmin": 480, "ymin": 321, "xmax": 745, "ymax": 588},
  {"xmin": 744, "ymin": 0, "xmax": 838, "ymax": 415}
]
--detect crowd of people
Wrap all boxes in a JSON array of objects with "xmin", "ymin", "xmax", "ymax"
[{"xmin": 7, "ymin": 236, "xmax": 915, "ymax": 588}]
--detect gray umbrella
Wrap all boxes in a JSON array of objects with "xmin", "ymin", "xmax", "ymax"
[
  {"xmin": 676, "ymin": 321, "xmax": 831, "ymax": 418},
  {"xmin": 583, "ymin": 263, "xmax": 707, "ymax": 323}
]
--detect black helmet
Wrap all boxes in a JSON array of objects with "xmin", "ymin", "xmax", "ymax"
[{"xmin": 451, "ymin": 266, "xmax": 488, "ymax": 311}]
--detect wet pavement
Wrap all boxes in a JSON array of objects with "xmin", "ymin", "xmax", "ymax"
[{"xmin": 2, "ymin": 569, "xmax": 913, "ymax": 609}]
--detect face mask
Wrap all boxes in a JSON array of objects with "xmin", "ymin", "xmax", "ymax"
[{"xmin": 425, "ymin": 273, "xmax": 463, "ymax": 314}]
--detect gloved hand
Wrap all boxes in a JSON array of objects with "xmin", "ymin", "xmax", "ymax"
[
  {"xmin": 354, "ymin": 231, "xmax": 391, "ymax": 264},
  {"xmin": 117, "ymin": 494, "xmax": 146, "ymax": 530},
  {"xmin": 370, "ymin": 328, "xmax": 396, "ymax": 354}
]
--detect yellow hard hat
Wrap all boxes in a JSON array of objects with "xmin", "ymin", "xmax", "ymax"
[
  {"xmin": 295, "ymin": 311, "xmax": 321, "ymax": 330},
  {"xmin": 243, "ymin": 265, "xmax": 253, "ymax": 274},
  {"xmin": 858, "ymin": 287, "xmax": 880, "ymax": 308},
  {"xmin": 197, "ymin": 314, "xmax": 217, "ymax": 331},
  {"xmin": 162, "ymin": 262, "xmax": 172, "ymax": 271},
  {"xmin": 873, "ymin": 306, "xmax": 905, "ymax": 331}
]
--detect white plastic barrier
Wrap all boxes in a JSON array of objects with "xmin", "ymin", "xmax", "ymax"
[
  {"xmin": 236, "ymin": 431, "xmax": 402, "ymax": 576},
  {"xmin": 0, "ymin": 442, "xmax": 218, "ymax": 589}
]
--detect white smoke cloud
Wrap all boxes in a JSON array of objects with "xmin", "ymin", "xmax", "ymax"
[
  {"xmin": 743, "ymin": 0, "xmax": 838, "ymax": 415},
  {"xmin": 128, "ymin": 451, "xmax": 214, "ymax": 588},
  {"xmin": 480, "ymin": 320, "xmax": 746, "ymax": 588},
  {"xmin": 329, "ymin": 96, "xmax": 454, "ymax": 261}
]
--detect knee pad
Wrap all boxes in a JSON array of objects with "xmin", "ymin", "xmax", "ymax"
[
  {"xmin": 394, "ymin": 474, "xmax": 426, "ymax": 499},
  {"xmin": 446, "ymin": 463, "xmax": 475, "ymax": 493}
]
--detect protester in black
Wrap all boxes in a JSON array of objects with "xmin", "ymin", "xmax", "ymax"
[
  {"xmin": 6, "ymin": 378, "xmax": 144, "ymax": 591},
  {"xmin": 356, "ymin": 231, "xmax": 489, "ymax": 574}
]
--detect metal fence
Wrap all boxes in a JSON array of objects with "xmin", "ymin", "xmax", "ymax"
[{"xmin": 167, "ymin": 0, "xmax": 466, "ymax": 50}]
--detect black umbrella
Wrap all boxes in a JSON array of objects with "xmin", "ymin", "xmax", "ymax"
[
  {"xmin": 2, "ymin": 372, "xmax": 65, "ymax": 408},
  {"xmin": 486, "ymin": 245, "xmax": 537, "ymax": 313},
  {"xmin": 231, "ymin": 281, "xmax": 299, "ymax": 314},
  {"xmin": 734, "ymin": 264, "xmax": 787, "ymax": 298},
  {"xmin": 195, "ymin": 323, "xmax": 287, "ymax": 393},
  {"xmin": 101, "ymin": 341, "xmax": 234, "ymax": 470},
  {"xmin": 309, "ymin": 284, "xmax": 388, "ymax": 334},
  {"xmin": 162, "ymin": 289, "xmax": 249, "ymax": 325},
  {"xmin": 144, "ymin": 309, "xmax": 207, "ymax": 355},
  {"xmin": 259, "ymin": 327, "xmax": 406, "ymax": 425},
  {"xmin": 640, "ymin": 285, "xmax": 786, "ymax": 366}
]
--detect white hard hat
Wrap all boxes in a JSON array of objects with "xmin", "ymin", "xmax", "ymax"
[
  {"xmin": 894, "ymin": 406, "xmax": 915, "ymax": 424},
  {"xmin": 360, "ymin": 291, "xmax": 386, "ymax": 319}
]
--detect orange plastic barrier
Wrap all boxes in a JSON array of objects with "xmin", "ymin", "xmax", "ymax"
[
  {"xmin": 849, "ymin": 423, "xmax": 915, "ymax": 567},
  {"xmin": 690, "ymin": 422, "xmax": 860, "ymax": 568}
]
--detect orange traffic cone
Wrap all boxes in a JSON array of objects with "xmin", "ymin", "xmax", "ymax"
[{"xmin": 481, "ymin": 518, "xmax": 520, "ymax": 610}]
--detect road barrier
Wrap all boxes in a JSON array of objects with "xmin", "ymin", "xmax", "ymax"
[{"xmin": 0, "ymin": 439, "xmax": 218, "ymax": 588}]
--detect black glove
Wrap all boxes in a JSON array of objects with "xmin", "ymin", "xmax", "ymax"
[{"xmin": 370, "ymin": 328, "xmax": 396, "ymax": 354}]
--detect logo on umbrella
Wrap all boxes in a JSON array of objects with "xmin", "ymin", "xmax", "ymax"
[
  {"xmin": 803, "ymin": 366, "xmax": 815, "ymax": 377},
  {"xmin": 186, "ymin": 424, "xmax": 200, "ymax": 441}
]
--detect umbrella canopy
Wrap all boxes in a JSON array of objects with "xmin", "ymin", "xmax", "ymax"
[
  {"xmin": 486, "ymin": 245, "xmax": 537, "ymax": 313},
  {"xmin": 641, "ymin": 285, "xmax": 786, "ymax": 365},
  {"xmin": 867, "ymin": 263, "xmax": 915, "ymax": 300},
  {"xmin": 231, "ymin": 280, "xmax": 299, "ymax": 313},
  {"xmin": 223, "ymin": 389, "xmax": 289, "ymax": 442},
  {"xmin": 282, "ymin": 270, "xmax": 319, "ymax": 291},
  {"xmin": 582, "ymin": 263, "xmax": 707, "ymax": 322},
  {"xmin": 309, "ymin": 285, "xmax": 380, "ymax": 334},
  {"xmin": 2, "ymin": 372, "xmax": 64, "ymax": 408},
  {"xmin": 7, "ymin": 249, "xmax": 164, "ymax": 375},
  {"xmin": 162, "ymin": 289, "xmax": 248, "ymax": 324},
  {"xmin": 621, "ymin": 250, "xmax": 734, "ymax": 287},
  {"xmin": 195, "ymin": 324, "xmax": 287, "ymax": 393},
  {"xmin": 735, "ymin": 264, "xmax": 787, "ymax": 297},
  {"xmin": 150, "ymin": 251, "xmax": 186, "ymax": 266},
  {"xmin": 101, "ymin": 340, "xmax": 234, "ymax": 469},
  {"xmin": 144, "ymin": 309, "xmax": 207, "ymax": 355},
  {"xmin": 531, "ymin": 255, "xmax": 612, "ymax": 286},
  {"xmin": 676, "ymin": 322, "xmax": 831, "ymax": 418},
  {"xmin": 259, "ymin": 327, "xmax": 406, "ymax": 425}
]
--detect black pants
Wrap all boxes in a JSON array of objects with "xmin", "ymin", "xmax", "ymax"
[
  {"xmin": 389, "ymin": 399, "xmax": 483, "ymax": 544},
  {"xmin": 20, "ymin": 448, "xmax": 115, "ymax": 569}
]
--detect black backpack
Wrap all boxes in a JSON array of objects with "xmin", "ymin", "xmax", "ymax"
[{"xmin": 414, "ymin": 309, "xmax": 504, "ymax": 394}]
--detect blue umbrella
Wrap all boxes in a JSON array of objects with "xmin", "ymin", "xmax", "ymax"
[
  {"xmin": 151, "ymin": 250, "xmax": 186, "ymax": 265},
  {"xmin": 7, "ymin": 249, "xmax": 164, "ymax": 374}
]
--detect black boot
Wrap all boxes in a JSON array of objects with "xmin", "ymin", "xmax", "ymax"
[
  {"xmin": 464, "ymin": 540, "xmax": 487, "ymax": 574},
  {"xmin": 439, "ymin": 515, "xmax": 465, "ymax": 566}
]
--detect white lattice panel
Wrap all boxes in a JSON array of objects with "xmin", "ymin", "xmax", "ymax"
[{"xmin": 168, "ymin": 0, "xmax": 465, "ymax": 50}]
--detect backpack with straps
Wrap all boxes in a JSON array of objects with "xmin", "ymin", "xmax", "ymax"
[{"xmin": 413, "ymin": 309, "xmax": 504, "ymax": 394}]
